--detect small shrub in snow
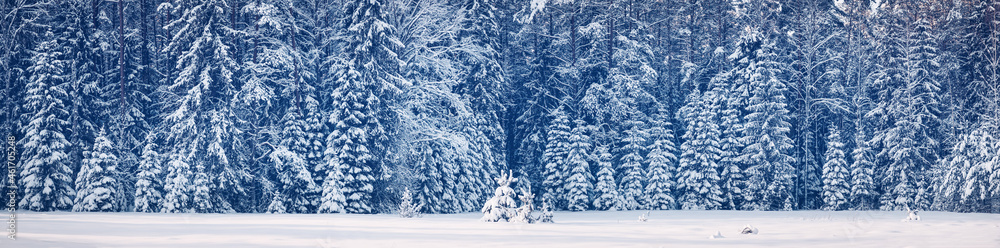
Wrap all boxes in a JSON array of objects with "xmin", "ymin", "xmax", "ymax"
[
  {"xmin": 741, "ymin": 224, "xmax": 758, "ymax": 234},
  {"xmin": 482, "ymin": 171, "xmax": 518, "ymax": 222},
  {"xmin": 904, "ymin": 209, "xmax": 920, "ymax": 221},
  {"xmin": 539, "ymin": 201, "xmax": 555, "ymax": 223},
  {"xmin": 709, "ymin": 231, "xmax": 725, "ymax": 239},
  {"xmin": 399, "ymin": 187, "xmax": 422, "ymax": 218},
  {"xmin": 638, "ymin": 211, "xmax": 650, "ymax": 222}
]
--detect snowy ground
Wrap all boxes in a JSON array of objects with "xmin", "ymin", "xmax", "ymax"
[{"xmin": 1, "ymin": 210, "xmax": 998, "ymax": 247}]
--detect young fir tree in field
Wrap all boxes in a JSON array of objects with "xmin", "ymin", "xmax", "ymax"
[
  {"xmin": 644, "ymin": 109, "xmax": 677, "ymax": 210},
  {"xmin": 482, "ymin": 171, "xmax": 518, "ymax": 222},
  {"xmin": 822, "ymin": 125, "xmax": 850, "ymax": 210},
  {"xmin": 512, "ymin": 187, "xmax": 535, "ymax": 223},
  {"xmin": 564, "ymin": 119, "xmax": 594, "ymax": 211},
  {"xmin": 19, "ymin": 32, "xmax": 76, "ymax": 212},
  {"xmin": 73, "ymin": 129, "xmax": 121, "ymax": 212},
  {"xmin": 676, "ymin": 90, "xmax": 723, "ymax": 210},
  {"xmin": 539, "ymin": 201, "xmax": 555, "ymax": 223},
  {"xmin": 592, "ymin": 145, "xmax": 621, "ymax": 211},
  {"xmin": 541, "ymin": 107, "xmax": 571, "ymax": 209},
  {"xmin": 398, "ymin": 187, "xmax": 422, "ymax": 218}
]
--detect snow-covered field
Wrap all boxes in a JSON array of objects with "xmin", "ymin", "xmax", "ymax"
[{"xmin": 1, "ymin": 210, "xmax": 998, "ymax": 247}]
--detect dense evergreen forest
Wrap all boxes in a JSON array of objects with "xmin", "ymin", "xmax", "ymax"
[{"xmin": 1, "ymin": 0, "xmax": 998, "ymax": 214}]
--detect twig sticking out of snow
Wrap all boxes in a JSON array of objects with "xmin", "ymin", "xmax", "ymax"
[
  {"xmin": 638, "ymin": 211, "xmax": 650, "ymax": 222},
  {"xmin": 709, "ymin": 231, "xmax": 725, "ymax": 239},
  {"xmin": 903, "ymin": 209, "xmax": 920, "ymax": 222}
]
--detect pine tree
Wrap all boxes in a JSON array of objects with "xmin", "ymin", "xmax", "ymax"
[
  {"xmin": 541, "ymin": 107, "xmax": 571, "ymax": 209},
  {"xmin": 410, "ymin": 138, "xmax": 460, "ymax": 214},
  {"xmin": 644, "ymin": 109, "xmax": 677, "ymax": 210},
  {"xmin": 323, "ymin": 0, "xmax": 406, "ymax": 214},
  {"xmin": 18, "ymin": 31, "xmax": 76, "ymax": 212},
  {"xmin": 482, "ymin": 171, "xmax": 518, "ymax": 222},
  {"xmin": 822, "ymin": 125, "xmax": 850, "ymax": 210},
  {"xmin": 957, "ymin": 124, "xmax": 999, "ymax": 212},
  {"xmin": 850, "ymin": 128, "xmax": 877, "ymax": 210},
  {"xmin": 316, "ymin": 162, "xmax": 346, "ymax": 213},
  {"xmin": 456, "ymin": 0, "xmax": 508, "ymax": 183},
  {"xmin": 617, "ymin": 119, "xmax": 647, "ymax": 210},
  {"xmin": 737, "ymin": 26, "xmax": 796, "ymax": 211},
  {"xmin": 160, "ymin": 0, "xmax": 248, "ymax": 213},
  {"xmin": 73, "ymin": 129, "xmax": 121, "ymax": 212},
  {"xmin": 134, "ymin": 136, "xmax": 162, "ymax": 213},
  {"xmin": 676, "ymin": 90, "xmax": 723, "ymax": 210},
  {"xmin": 591, "ymin": 145, "xmax": 620, "ymax": 211},
  {"xmin": 191, "ymin": 164, "xmax": 213, "ymax": 213},
  {"xmin": 871, "ymin": 3, "xmax": 943, "ymax": 211},
  {"xmin": 563, "ymin": 119, "xmax": 593, "ymax": 211},
  {"xmin": 707, "ymin": 68, "xmax": 744, "ymax": 210},
  {"xmin": 161, "ymin": 156, "xmax": 191, "ymax": 213},
  {"xmin": 268, "ymin": 146, "xmax": 320, "ymax": 214}
]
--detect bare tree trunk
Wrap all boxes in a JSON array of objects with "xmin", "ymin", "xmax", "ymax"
[
  {"xmin": 119, "ymin": 0, "xmax": 126, "ymax": 139},
  {"xmin": 288, "ymin": 7, "xmax": 302, "ymax": 116}
]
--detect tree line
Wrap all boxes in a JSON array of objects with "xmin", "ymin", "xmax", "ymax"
[{"xmin": 0, "ymin": 0, "xmax": 997, "ymax": 214}]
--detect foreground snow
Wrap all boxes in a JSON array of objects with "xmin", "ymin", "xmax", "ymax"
[{"xmin": 2, "ymin": 210, "xmax": 998, "ymax": 247}]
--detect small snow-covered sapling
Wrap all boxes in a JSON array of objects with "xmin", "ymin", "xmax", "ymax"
[
  {"xmin": 539, "ymin": 201, "xmax": 555, "ymax": 223},
  {"xmin": 905, "ymin": 209, "xmax": 920, "ymax": 221}
]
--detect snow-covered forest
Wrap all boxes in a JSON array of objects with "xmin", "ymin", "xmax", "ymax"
[{"xmin": 0, "ymin": 0, "xmax": 998, "ymax": 215}]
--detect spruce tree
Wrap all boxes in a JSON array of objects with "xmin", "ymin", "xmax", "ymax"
[
  {"xmin": 134, "ymin": 136, "xmax": 163, "ymax": 213},
  {"xmin": 161, "ymin": 156, "xmax": 191, "ymax": 213},
  {"xmin": 323, "ymin": 0, "xmax": 405, "ymax": 214},
  {"xmin": 850, "ymin": 128, "xmax": 877, "ymax": 210},
  {"xmin": 737, "ymin": 27, "xmax": 796, "ymax": 211},
  {"xmin": 716, "ymin": 72, "xmax": 745, "ymax": 210},
  {"xmin": 541, "ymin": 107, "xmax": 571, "ymax": 209},
  {"xmin": 19, "ymin": 31, "xmax": 76, "ymax": 212},
  {"xmin": 644, "ymin": 109, "xmax": 677, "ymax": 210},
  {"xmin": 677, "ymin": 90, "xmax": 723, "ymax": 210},
  {"xmin": 564, "ymin": 119, "xmax": 593, "ymax": 211},
  {"xmin": 160, "ymin": 0, "xmax": 248, "ymax": 213},
  {"xmin": 73, "ymin": 129, "xmax": 121, "ymax": 212},
  {"xmin": 591, "ymin": 145, "xmax": 621, "ymax": 211},
  {"xmin": 617, "ymin": 119, "xmax": 647, "ymax": 210},
  {"xmin": 267, "ymin": 146, "xmax": 320, "ymax": 214},
  {"xmin": 822, "ymin": 125, "xmax": 850, "ymax": 210}
]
